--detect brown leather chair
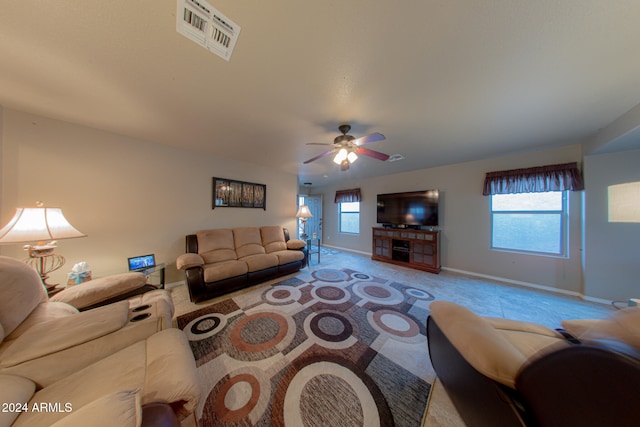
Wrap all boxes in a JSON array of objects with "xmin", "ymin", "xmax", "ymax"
[{"xmin": 427, "ymin": 301, "xmax": 640, "ymax": 427}]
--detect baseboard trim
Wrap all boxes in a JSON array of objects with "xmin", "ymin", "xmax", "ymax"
[
  {"xmin": 322, "ymin": 244, "xmax": 372, "ymax": 257},
  {"xmin": 165, "ymin": 280, "xmax": 185, "ymax": 289},
  {"xmin": 321, "ymin": 244, "xmax": 611, "ymax": 305},
  {"xmin": 442, "ymin": 266, "xmax": 612, "ymax": 305}
]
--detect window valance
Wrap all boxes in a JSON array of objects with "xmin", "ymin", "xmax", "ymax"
[
  {"xmin": 482, "ymin": 162, "xmax": 584, "ymax": 195},
  {"xmin": 335, "ymin": 188, "xmax": 362, "ymax": 203}
]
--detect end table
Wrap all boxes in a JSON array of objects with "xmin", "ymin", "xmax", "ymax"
[{"xmin": 306, "ymin": 238, "xmax": 320, "ymax": 266}]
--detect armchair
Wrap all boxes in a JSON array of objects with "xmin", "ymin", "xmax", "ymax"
[
  {"xmin": 427, "ymin": 301, "xmax": 640, "ymax": 427},
  {"xmin": 0, "ymin": 256, "xmax": 173, "ymax": 387}
]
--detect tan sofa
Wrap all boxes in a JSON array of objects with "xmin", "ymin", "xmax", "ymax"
[
  {"xmin": 177, "ymin": 226, "xmax": 306, "ymax": 302},
  {"xmin": 0, "ymin": 255, "xmax": 201, "ymax": 426},
  {"xmin": 0, "ymin": 256, "xmax": 174, "ymax": 387}
]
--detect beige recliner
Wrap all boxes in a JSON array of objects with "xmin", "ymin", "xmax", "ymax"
[
  {"xmin": 0, "ymin": 328, "xmax": 201, "ymax": 427},
  {"xmin": 427, "ymin": 300, "xmax": 640, "ymax": 427},
  {"xmin": 0, "ymin": 256, "xmax": 173, "ymax": 387}
]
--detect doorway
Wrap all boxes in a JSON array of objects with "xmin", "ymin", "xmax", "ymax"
[{"xmin": 298, "ymin": 195, "xmax": 323, "ymax": 242}]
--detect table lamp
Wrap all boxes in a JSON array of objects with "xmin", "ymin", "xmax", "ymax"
[
  {"xmin": 0, "ymin": 201, "xmax": 86, "ymax": 291},
  {"xmin": 296, "ymin": 205, "xmax": 312, "ymax": 239}
]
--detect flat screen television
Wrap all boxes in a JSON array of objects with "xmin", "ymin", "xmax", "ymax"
[{"xmin": 376, "ymin": 190, "xmax": 439, "ymax": 227}]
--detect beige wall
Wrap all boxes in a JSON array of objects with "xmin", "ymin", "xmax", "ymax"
[
  {"xmin": 3, "ymin": 107, "xmax": 637, "ymax": 301},
  {"xmin": 583, "ymin": 148, "xmax": 640, "ymax": 301},
  {"xmin": 316, "ymin": 144, "xmax": 585, "ymax": 296},
  {"xmin": 0, "ymin": 109, "xmax": 299, "ymax": 285}
]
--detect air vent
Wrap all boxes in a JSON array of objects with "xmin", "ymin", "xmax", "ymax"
[
  {"xmin": 388, "ymin": 154, "xmax": 405, "ymax": 162},
  {"xmin": 176, "ymin": 0, "xmax": 241, "ymax": 61}
]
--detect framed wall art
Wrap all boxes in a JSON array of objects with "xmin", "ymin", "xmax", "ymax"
[{"xmin": 212, "ymin": 177, "xmax": 266, "ymax": 210}]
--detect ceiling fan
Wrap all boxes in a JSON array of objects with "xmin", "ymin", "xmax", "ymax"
[{"xmin": 303, "ymin": 124, "xmax": 389, "ymax": 171}]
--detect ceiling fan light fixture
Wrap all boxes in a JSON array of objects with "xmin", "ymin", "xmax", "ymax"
[
  {"xmin": 304, "ymin": 124, "xmax": 388, "ymax": 169},
  {"xmin": 333, "ymin": 148, "xmax": 348, "ymax": 164}
]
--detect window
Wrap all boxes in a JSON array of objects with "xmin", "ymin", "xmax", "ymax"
[
  {"xmin": 490, "ymin": 191, "xmax": 567, "ymax": 256},
  {"xmin": 339, "ymin": 202, "xmax": 360, "ymax": 234}
]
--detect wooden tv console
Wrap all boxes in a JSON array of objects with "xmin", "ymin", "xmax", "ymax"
[{"xmin": 371, "ymin": 227, "xmax": 441, "ymax": 274}]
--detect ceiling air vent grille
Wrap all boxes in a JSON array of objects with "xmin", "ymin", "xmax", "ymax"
[{"xmin": 176, "ymin": 0, "xmax": 241, "ymax": 61}]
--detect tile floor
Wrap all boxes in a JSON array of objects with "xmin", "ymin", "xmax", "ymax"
[{"xmin": 169, "ymin": 248, "xmax": 614, "ymax": 426}]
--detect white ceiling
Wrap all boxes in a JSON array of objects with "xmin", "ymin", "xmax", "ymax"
[{"xmin": 2, "ymin": 0, "xmax": 640, "ymax": 186}]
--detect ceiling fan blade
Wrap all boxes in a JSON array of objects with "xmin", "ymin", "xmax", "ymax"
[
  {"xmin": 306, "ymin": 142, "xmax": 334, "ymax": 146},
  {"xmin": 355, "ymin": 146, "xmax": 390, "ymax": 161},
  {"xmin": 304, "ymin": 149, "xmax": 336, "ymax": 164},
  {"xmin": 354, "ymin": 132, "xmax": 385, "ymax": 146}
]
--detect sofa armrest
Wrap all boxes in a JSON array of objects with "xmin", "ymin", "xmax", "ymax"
[
  {"xmin": 517, "ymin": 342, "xmax": 640, "ymax": 427},
  {"xmin": 286, "ymin": 239, "xmax": 306, "ymax": 250},
  {"xmin": 49, "ymin": 272, "xmax": 147, "ymax": 309},
  {"xmin": 429, "ymin": 301, "xmax": 527, "ymax": 388},
  {"xmin": 176, "ymin": 253, "xmax": 204, "ymax": 270}
]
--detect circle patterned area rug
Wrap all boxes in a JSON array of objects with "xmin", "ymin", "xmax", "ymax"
[{"xmin": 177, "ymin": 268, "xmax": 435, "ymax": 426}]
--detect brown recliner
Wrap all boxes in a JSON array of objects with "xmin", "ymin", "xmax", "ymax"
[{"xmin": 427, "ymin": 301, "xmax": 640, "ymax": 427}]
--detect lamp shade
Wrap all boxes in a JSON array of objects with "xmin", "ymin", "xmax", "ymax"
[
  {"xmin": 0, "ymin": 207, "xmax": 87, "ymax": 243},
  {"xmin": 608, "ymin": 181, "xmax": 640, "ymax": 223},
  {"xmin": 295, "ymin": 205, "xmax": 313, "ymax": 219}
]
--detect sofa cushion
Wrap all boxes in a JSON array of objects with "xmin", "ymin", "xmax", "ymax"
[
  {"xmin": 0, "ymin": 256, "xmax": 48, "ymax": 338},
  {"xmin": 260, "ymin": 226, "xmax": 288, "ymax": 253},
  {"xmin": 5, "ymin": 302, "xmax": 78, "ymax": 341},
  {"xmin": 0, "ymin": 301, "xmax": 131, "ymax": 368},
  {"xmin": 239, "ymin": 254, "xmax": 279, "ymax": 272},
  {"xmin": 271, "ymin": 249, "xmax": 305, "ymax": 265},
  {"xmin": 10, "ymin": 329, "xmax": 200, "ymax": 427},
  {"xmin": 196, "ymin": 229, "xmax": 238, "ymax": 263},
  {"xmin": 203, "ymin": 260, "xmax": 248, "ymax": 283},
  {"xmin": 233, "ymin": 227, "xmax": 266, "ymax": 258},
  {"xmin": 264, "ymin": 241, "xmax": 287, "ymax": 253},
  {"xmin": 49, "ymin": 390, "xmax": 142, "ymax": 427}
]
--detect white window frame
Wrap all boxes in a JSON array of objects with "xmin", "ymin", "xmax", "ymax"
[
  {"xmin": 339, "ymin": 201, "xmax": 360, "ymax": 234},
  {"xmin": 490, "ymin": 191, "xmax": 568, "ymax": 257}
]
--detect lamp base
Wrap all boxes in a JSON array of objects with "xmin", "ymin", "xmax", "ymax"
[{"xmin": 24, "ymin": 253, "xmax": 65, "ymax": 289}]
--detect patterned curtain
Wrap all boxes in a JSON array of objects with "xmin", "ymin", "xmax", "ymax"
[
  {"xmin": 482, "ymin": 162, "xmax": 584, "ymax": 195},
  {"xmin": 335, "ymin": 188, "xmax": 362, "ymax": 203}
]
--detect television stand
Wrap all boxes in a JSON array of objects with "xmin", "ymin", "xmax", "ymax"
[{"xmin": 372, "ymin": 227, "xmax": 440, "ymax": 274}]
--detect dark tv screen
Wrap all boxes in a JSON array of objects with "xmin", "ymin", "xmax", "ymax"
[{"xmin": 376, "ymin": 190, "xmax": 439, "ymax": 227}]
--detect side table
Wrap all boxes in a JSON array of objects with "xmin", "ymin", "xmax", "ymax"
[
  {"xmin": 136, "ymin": 263, "xmax": 166, "ymax": 289},
  {"xmin": 306, "ymin": 239, "xmax": 320, "ymax": 266}
]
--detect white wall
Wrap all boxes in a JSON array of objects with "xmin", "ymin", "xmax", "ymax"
[
  {"xmin": 583, "ymin": 148, "xmax": 640, "ymax": 301},
  {"xmin": 316, "ymin": 144, "xmax": 585, "ymax": 295},
  {"xmin": 0, "ymin": 109, "xmax": 299, "ymax": 284}
]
